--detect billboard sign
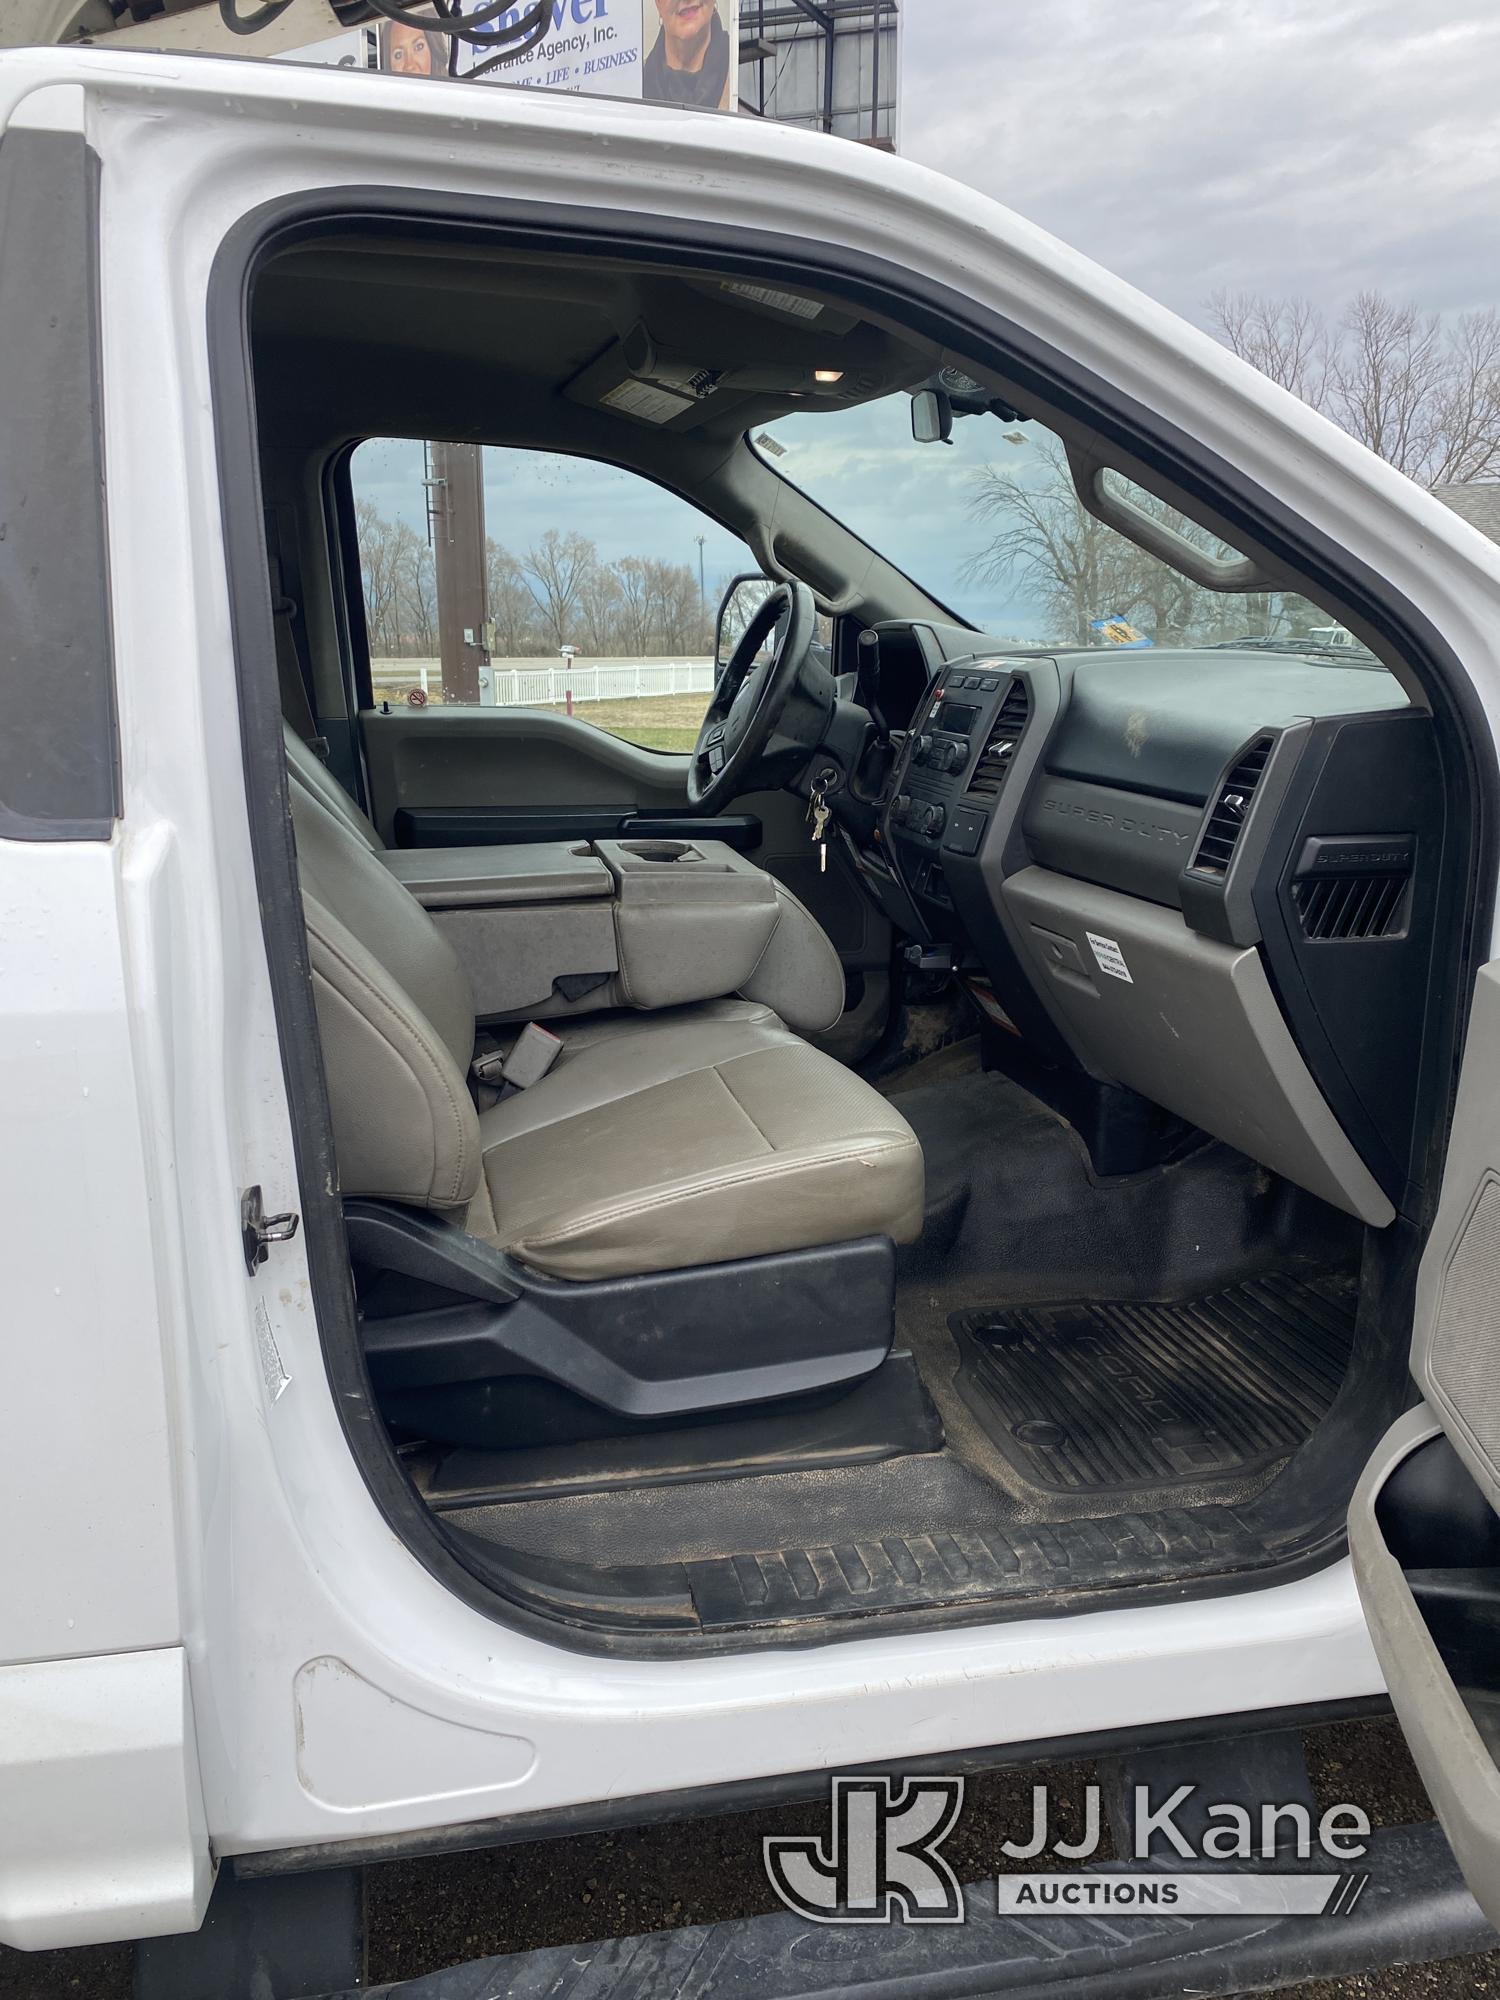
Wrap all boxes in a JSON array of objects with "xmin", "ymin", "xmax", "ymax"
[
  {"xmin": 272, "ymin": 25, "xmax": 373, "ymax": 68},
  {"xmin": 378, "ymin": 0, "xmax": 738, "ymax": 110}
]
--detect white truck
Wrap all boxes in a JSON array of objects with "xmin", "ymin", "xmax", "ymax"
[{"xmin": 5, "ymin": 25, "xmax": 1500, "ymax": 1998}]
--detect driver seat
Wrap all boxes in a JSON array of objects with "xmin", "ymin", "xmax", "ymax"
[{"xmin": 290, "ymin": 765, "xmax": 925, "ymax": 1283}]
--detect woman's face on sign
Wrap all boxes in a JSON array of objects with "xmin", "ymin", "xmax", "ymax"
[{"xmin": 388, "ymin": 24, "xmax": 434, "ymax": 75}]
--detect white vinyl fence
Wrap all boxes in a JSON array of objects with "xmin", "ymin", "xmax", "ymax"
[{"xmin": 371, "ymin": 656, "xmax": 715, "ymax": 707}]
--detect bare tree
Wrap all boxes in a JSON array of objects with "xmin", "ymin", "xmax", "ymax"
[
  {"xmin": 963, "ymin": 439, "xmax": 1313, "ymax": 649},
  {"xmin": 356, "ymin": 499, "xmax": 439, "ymax": 656},
  {"xmin": 1208, "ymin": 288, "xmax": 1500, "ymax": 485},
  {"xmin": 1429, "ymin": 307, "xmax": 1500, "ymax": 484},
  {"xmin": 363, "ymin": 507, "xmax": 719, "ymax": 661},
  {"xmin": 523, "ymin": 528, "xmax": 597, "ymax": 648},
  {"xmin": 644, "ymin": 558, "xmax": 708, "ymax": 651},
  {"xmin": 391, "ymin": 518, "xmax": 437, "ymax": 655},
  {"xmin": 964, "ymin": 438, "xmax": 1128, "ymax": 648},
  {"xmin": 577, "ymin": 563, "xmax": 625, "ymax": 654},
  {"xmin": 1208, "ymin": 290, "xmax": 1328, "ymax": 403},
  {"xmin": 1327, "ymin": 291, "xmax": 1450, "ymax": 478},
  {"xmin": 485, "ymin": 538, "xmax": 542, "ymax": 656},
  {"xmin": 356, "ymin": 498, "xmax": 405, "ymax": 656},
  {"xmin": 612, "ymin": 556, "xmax": 655, "ymax": 656}
]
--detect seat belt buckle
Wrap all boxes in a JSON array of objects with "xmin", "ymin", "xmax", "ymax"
[{"xmin": 474, "ymin": 1022, "xmax": 562, "ymax": 1097}]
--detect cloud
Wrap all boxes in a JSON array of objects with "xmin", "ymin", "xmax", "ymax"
[
  {"xmin": 900, "ymin": 0, "xmax": 1500, "ymax": 322},
  {"xmin": 355, "ymin": 15, "xmax": 1500, "ymax": 647}
]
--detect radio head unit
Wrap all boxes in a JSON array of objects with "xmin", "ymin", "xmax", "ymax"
[{"xmin": 931, "ymin": 701, "xmax": 980, "ymax": 737}]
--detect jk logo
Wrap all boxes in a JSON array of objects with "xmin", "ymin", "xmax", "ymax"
[{"xmin": 763, "ymin": 1776, "xmax": 966, "ymax": 1924}]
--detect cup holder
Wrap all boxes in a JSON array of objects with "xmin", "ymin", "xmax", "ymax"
[{"xmin": 621, "ymin": 840, "xmax": 695, "ymax": 863}]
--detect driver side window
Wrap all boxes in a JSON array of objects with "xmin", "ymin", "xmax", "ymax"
[{"xmin": 351, "ymin": 440, "xmax": 753, "ymax": 752}]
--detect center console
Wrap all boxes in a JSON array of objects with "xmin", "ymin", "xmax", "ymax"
[
  {"xmin": 880, "ymin": 658, "xmax": 1030, "ymax": 928},
  {"xmin": 839, "ymin": 649, "xmax": 1083, "ymax": 1067},
  {"xmin": 383, "ymin": 835, "xmax": 842, "ymax": 1035}
]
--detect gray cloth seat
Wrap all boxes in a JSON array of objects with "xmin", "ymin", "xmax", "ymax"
[
  {"xmin": 287, "ymin": 759, "xmax": 924, "ymax": 1283},
  {"xmin": 285, "ymin": 724, "xmax": 386, "ymax": 851}
]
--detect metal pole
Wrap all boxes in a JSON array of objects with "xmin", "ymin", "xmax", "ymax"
[
  {"xmin": 786, "ymin": 0, "xmax": 834, "ymax": 130},
  {"xmin": 870, "ymin": 0, "xmax": 880, "ymax": 143},
  {"xmin": 822, "ymin": 5, "xmax": 832, "ymax": 132},
  {"xmin": 430, "ymin": 439, "xmax": 487, "ymax": 705}
]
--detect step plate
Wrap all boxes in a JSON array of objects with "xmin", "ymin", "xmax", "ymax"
[{"xmin": 684, "ymin": 1505, "xmax": 1269, "ymax": 1631}]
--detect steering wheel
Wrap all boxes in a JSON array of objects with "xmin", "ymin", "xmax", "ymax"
[{"xmin": 688, "ymin": 580, "xmax": 821, "ymax": 811}]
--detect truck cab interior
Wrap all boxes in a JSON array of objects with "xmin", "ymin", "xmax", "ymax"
[{"xmin": 236, "ymin": 210, "xmax": 1477, "ymax": 1654}]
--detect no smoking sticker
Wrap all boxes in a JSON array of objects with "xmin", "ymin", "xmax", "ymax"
[{"xmin": 1086, "ymin": 932, "xmax": 1133, "ymax": 983}]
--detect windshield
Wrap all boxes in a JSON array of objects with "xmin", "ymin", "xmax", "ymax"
[{"xmin": 752, "ymin": 393, "xmax": 1376, "ymax": 660}]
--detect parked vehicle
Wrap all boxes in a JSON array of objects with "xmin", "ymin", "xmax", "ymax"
[{"xmin": 5, "ymin": 40, "xmax": 1500, "ymax": 1994}]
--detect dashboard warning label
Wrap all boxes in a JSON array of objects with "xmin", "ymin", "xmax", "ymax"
[{"xmin": 1086, "ymin": 933, "xmax": 1133, "ymax": 983}]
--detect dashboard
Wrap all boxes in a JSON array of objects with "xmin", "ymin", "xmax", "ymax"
[{"xmin": 847, "ymin": 623, "xmax": 1447, "ymax": 1225}]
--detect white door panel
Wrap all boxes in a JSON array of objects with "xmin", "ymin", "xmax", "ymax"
[{"xmin": 1351, "ymin": 961, "xmax": 1500, "ymax": 1924}]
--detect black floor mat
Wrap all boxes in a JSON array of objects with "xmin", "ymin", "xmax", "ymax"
[{"xmin": 952, "ymin": 1272, "xmax": 1358, "ymax": 1502}]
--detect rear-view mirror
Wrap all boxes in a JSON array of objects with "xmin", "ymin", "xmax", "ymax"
[{"xmin": 911, "ymin": 388, "xmax": 954, "ymax": 444}]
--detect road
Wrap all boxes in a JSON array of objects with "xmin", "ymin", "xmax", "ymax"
[{"xmin": 2, "ymin": 1714, "xmax": 1495, "ymax": 1998}]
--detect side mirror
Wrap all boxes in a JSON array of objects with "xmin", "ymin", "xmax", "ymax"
[
  {"xmin": 911, "ymin": 388, "xmax": 954, "ymax": 445},
  {"xmin": 715, "ymin": 572, "xmax": 779, "ymax": 681}
]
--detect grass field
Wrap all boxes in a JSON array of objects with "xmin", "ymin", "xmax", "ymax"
[
  {"xmin": 537, "ymin": 694, "xmax": 705, "ymax": 754},
  {"xmin": 366, "ymin": 674, "xmax": 706, "ymax": 752}
]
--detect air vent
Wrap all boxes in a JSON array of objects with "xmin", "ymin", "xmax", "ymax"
[
  {"xmin": 1190, "ymin": 735, "xmax": 1273, "ymax": 877},
  {"xmin": 1291, "ymin": 834, "xmax": 1415, "ymax": 941},
  {"xmin": 965, "ymin": 680, "xmax": 1030, "ymax": 799}
]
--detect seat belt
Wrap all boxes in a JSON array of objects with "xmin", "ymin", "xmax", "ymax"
[
  {"xmin": 274, "ymin": 595, "xmax": 320, "ymax": 748},
  {"xmin": 265, "ymin": 510, "xmax": 319, "ymax": 746},
  {"xmin": 472, "ymin": 1022, "xmax": 562, "ymax": 1100}
]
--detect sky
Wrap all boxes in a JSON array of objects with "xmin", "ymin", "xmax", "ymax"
[
  {"xmin": 355, "ymin": 3, "xmax": 1500, "ymax": 639},
  {"xmin": 899, "ymin": 0, "xmax": 1500, "ymax": 325}
]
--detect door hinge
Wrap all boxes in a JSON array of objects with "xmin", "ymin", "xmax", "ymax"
[{"xmin": 241, "ymin": 1185, "xmax": 300, "ymax": 1275}]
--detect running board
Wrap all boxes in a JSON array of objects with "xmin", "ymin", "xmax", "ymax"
[{"xmin": 321, "ymin": 1819, "xmax": 1494, "ymax": 1999}]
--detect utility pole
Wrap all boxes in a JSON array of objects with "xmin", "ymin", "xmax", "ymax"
[
  {"xmin": 426, "ymin": 440, "xmax": 488, "ymax": 705},
  {"xmin": 695, "ymin": 532, "xmax": 707, "ymax": 628}
]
